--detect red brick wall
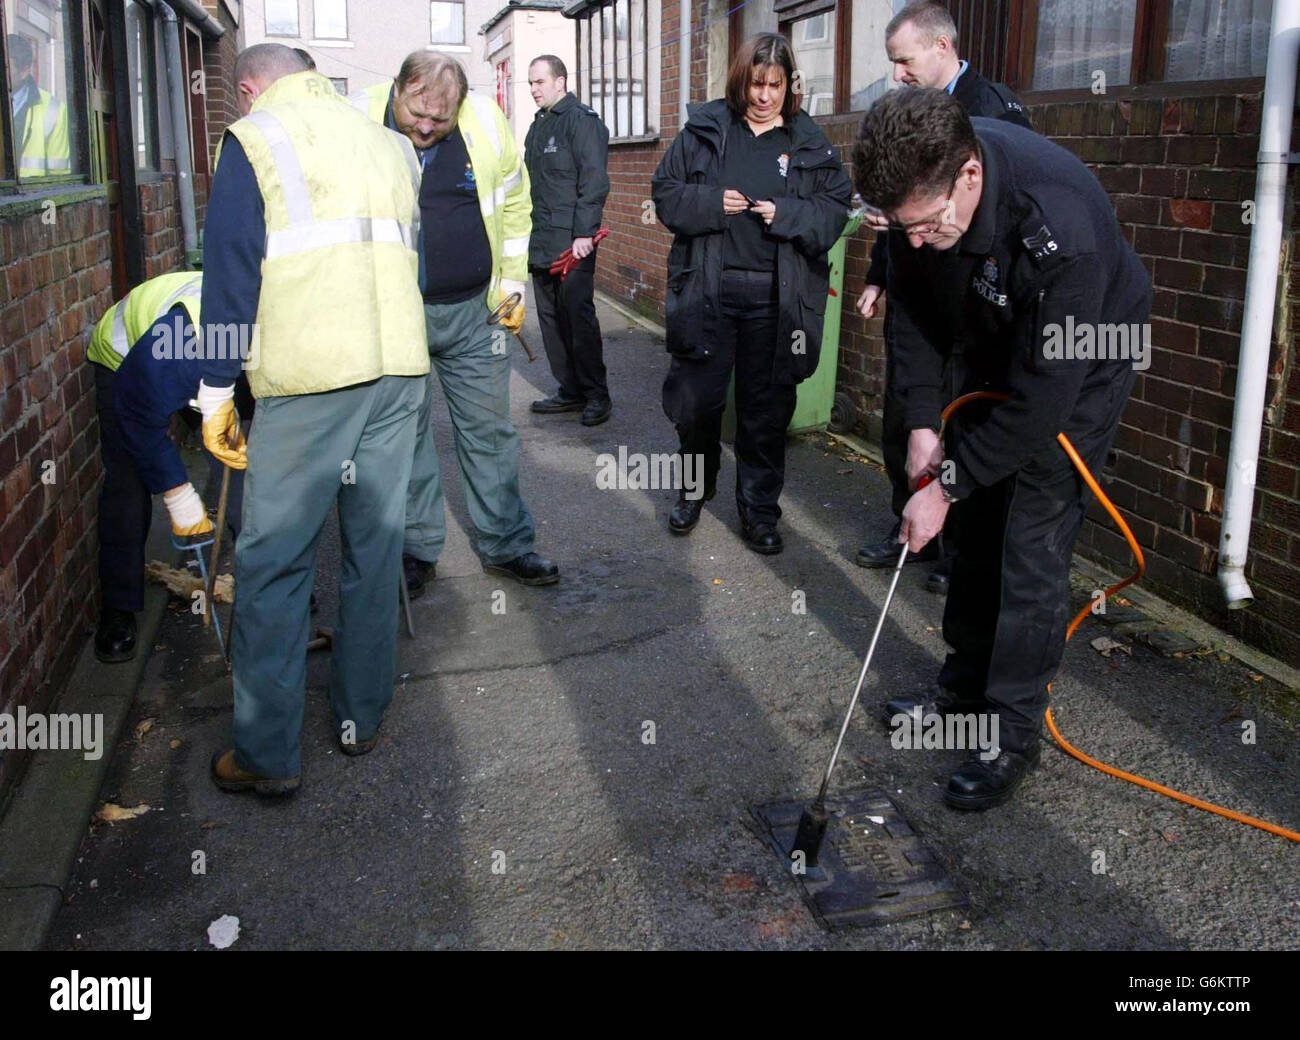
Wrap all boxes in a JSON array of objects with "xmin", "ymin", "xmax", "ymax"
[
  {"xmin": 0, "ymin": 198, "xmax": 114, "ymax": 795},
  {"xmin": 140, "ymin": 178, "xmax": 184, "ymax": 278}
]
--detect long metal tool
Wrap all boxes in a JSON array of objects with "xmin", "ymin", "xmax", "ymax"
[
  {"xmin": 790, "ymin": 540, "xmax": 912, "ymax": 866},
  {"xmin": 204, "ymin": 465, "xmax": 230, "ymax": 631}
]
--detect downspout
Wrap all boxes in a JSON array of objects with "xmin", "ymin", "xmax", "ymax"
[
  {"xmin": 679, "ymin": 0, "xmax": 691, "ymax": 126},
  {"xmin": 158, "ymin": 2, "xmax": 200, "ymax": 267},
  {"xmin": 1217, "ymin": 2, "xmax": 1300, "ymax": 609},
  {"xmin": 164, "ymin": 0, "xmax": 226, "ymax": 39}
]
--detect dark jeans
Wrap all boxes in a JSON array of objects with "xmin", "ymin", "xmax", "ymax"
[
  {"xmin": 661, "ymin": 268, "xmax": 797, "ymax": 526},
  {"xmin": 531, "ymin": 253, "xmax": 608, "ymax": 403},
  {"xmin": 95, "ymin": 362, "xmax": 152, "ymax": 613},
  {"xmin": 937, "ymin": 365, "xmax": 1136, "ymax": 753}
]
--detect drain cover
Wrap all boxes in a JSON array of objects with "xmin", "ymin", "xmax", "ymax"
[{"xmin": 753, "ymin": 787, "xmax": 965, "ymax": 929}]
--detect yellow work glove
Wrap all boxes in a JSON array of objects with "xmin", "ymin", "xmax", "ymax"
[
  {"xmin": 163, "ymin": 482, "xmax": 215, "ymax": 547},
  {"xmin": 197, "ymin": 381, "xmax": 248, "ymax": 470},
  {"xmin": 501, "ymin": 298, "xmax": 526, "ymax": 335}
]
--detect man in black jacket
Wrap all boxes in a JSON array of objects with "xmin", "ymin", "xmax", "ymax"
[
  {"xmin": 852, "ymin": 89, "xmax": 1150, "ymax": 809},
  {"xmin": 854, "ymin": 0, "xmax": 1031, "ymax": 593},
  {"xmin": 524, "ymin": 55, "xmax": 613, "ymax": 427}
]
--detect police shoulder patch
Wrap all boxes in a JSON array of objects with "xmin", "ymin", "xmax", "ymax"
[{"xmin": 1021, "ymin": 223, "xmax": 1060, "ymax": 262}]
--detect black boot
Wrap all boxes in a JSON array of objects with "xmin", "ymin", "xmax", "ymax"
[
  {"xmin": 925, "ymin": 555, "xmax": 953, "ymax": 595},
  {"xmin": 669, "ymin": 487, "xmax": 714, "ymax": 535},
  {"xmin": 403, "ymin": 554, "xmax": 435, "ymax": 600},
  {"xmin": 741, "ymin": 520, "xmax": 783, "ymax": 555},
  {"xmin": 483, "ymin": 552, "xmax": 560, "ymax": 586},
  {"xmin": 856, "ymin": 522, "xmax": 939, "ymax": 568},
  {"xmin": 944, "ymin": 742, "xmax": 1041, "ymax": 811},
  {"xmin": 531, "ymin": 393, "xmax": 584, "ymax": 414},
  {"xmin": 95, "ymin": 608, "xmax": 137, "ymax": 664}
]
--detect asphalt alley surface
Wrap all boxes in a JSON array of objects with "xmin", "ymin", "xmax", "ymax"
[{"xmin": 48, "ymin": 299, "xmax": 1300, "ymax": 950}]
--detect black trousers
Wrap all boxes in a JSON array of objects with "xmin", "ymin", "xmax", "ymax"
[
  {"xmin": 937, "ymin": 365, "xmax": 1136, "ymax": 753},
  {"xmin": 531, "ymin": 253, "xmax": 608, "ymax": 403},
  {"xmin": 661, "ymin": 269, "xmax": 796, "ymax": 526},
  {"xmin": 95, "ymin": 362, "xmax": 152, "ymax": 614}
]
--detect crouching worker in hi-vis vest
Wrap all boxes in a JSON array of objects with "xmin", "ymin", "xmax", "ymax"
[
  {"xmin": 201, "ymin": 45, "xmax": 429, "ymax": 796},
  {"xmin": 87, "ymin": 272, "xmax": 251, "ymax": 664}
]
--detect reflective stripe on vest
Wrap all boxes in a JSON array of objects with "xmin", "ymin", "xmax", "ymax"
[
  {"xmin": 245, "ymin": 108, "xmax": 417, "ymax": 260},
  {"xmin": 110, "ymin": 297, "xmax": 131, "ymax": 356},
  {"xmin": 465, "ymin": 93, "xmax": 502, "ymax": 157}
]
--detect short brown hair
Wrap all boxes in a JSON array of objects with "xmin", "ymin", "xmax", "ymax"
[
  {"xmin": 887, "ymin": 1, "xmax": 960, "ymax": 51},
  {"xmin": 851, "ymin": 88, "xmax": 977, "ymax": 212},
  {"xmin": 396, "ymin": 51, "xmax": 468, "ymax": 104},
  {"xmin": 725, "ymin": 33, "xmax": 801, "ymax": 121}
]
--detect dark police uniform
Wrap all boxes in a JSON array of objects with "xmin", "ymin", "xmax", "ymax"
[
  {"xmin": 889, "ymin": 118, "xmax": 1151, "ymax": 755},
  {"xmin": 524, "ymin": 93, "xmax": 611, "ymax": 406},
  {"xmin": 866, "ymin": 66, "xmax": 1032, "ymax": 526}
]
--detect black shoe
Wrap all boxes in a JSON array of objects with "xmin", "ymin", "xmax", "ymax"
[
  {"xmin": 855, "ymin": 524, "xmax": 939, "ymax": 568},
  {"xmin": 483, "ymin": 552, "xmax": 560, "ymax": 586},
  {"xmin": 531, "ymin": 393, "xmax": 584, "ymax": 414},
  {"xmin": 881, "ymin": 684, "xmax": 986, "ymax": 727},
  {"xmin": 403, "ymin": 554, "xmax": 435, "ymax": 600},
  {"xmin": 94, "ymin": 608, "xmax": 137, "ymax": 663},
  {"xmin": 741, "ymin": 521, "xmax": 783, "ymax": 555},
  {"xmin": 925, "ymin": 556, "xmax": 952, "ymax": 595},
  {"xmin": 944, "ymin": 742, "xmax": 1041, "ymax": 811},
  {"xmin": 339, "ymin": 720, "xmax": 381, "ymax": 757},
  {"xmin": 580, "ymin": 399, "xmax": 612, "ymax": 426},
  {"xmin": 668, "ymin": 489, "xmax": 713, "ymax": 535}
]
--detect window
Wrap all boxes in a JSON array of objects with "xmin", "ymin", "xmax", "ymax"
[
  {"xmin": 1025, "ymin": 0, "xmax": 1273, "ymax": 91},
  {"xmin": 791, "ymin": 10, "xmax": 836, "ymax": 115},
  {"xmin": 430, "ymin": 1, "xmax": 464, "ymax": 46},
  {"xmin": 848, "ymin": 0, "xmax": 908, "ymax": 112},
  {"xmin": 329, "ymin": 76, "xmax": 347, "ymax": 94},
  {"xmin": 575, "ymin": 0, "xmax": 658, "ymax": 140},
  {"xmin": 314, "ymin": 0, "xmax": 347, "ymax": 40},
  {"xmin": 4, "ymin": 0, "xmax": 84, "ymax": 180},
  {"xmin": 124, "ymin": 0, "xmax": 157, "ymax": 169},
  {"xmin": 495, "ymin": 58, "xmax": 510, "ymax": 118},
  {"xmin": 265, "ymin": 0, "xmax": 299, "ymax": 37}
]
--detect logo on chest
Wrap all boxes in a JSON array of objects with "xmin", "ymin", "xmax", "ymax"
[
  {"xmin": 973, "ymin": 256, "xmax": 1008, "ymax": 308},
  {"xmin": 777, "ymin": 153, "xmax": 789, "ymax": 178},
  {"xmin": 543, "ymin": 136, "xmax": 558, "ymax": 154},
  {"xmin": 457, "ymin": 162, "xmax": 476, "ymax": 193}
]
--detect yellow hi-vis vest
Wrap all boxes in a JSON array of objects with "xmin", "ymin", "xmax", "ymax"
[
  {"xmin": 353, "ymin": 85, "xmax": 531, "ymax": 310},
  {"xmin": 223, "ymin": 70, "xmax": 429, "ymax": 398},
  {"xmin": 88, "ymin": 272, "xmax": 203, "ymax": 372},
  {"xmin": 17, "ymin": 86, "xmax": 71, "ymax": 175}
]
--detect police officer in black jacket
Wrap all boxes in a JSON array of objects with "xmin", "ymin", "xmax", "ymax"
[
  {"xmin": 855, "ymin": 1, "xmax": 1032, "ymax": 593},
  {"xmin": 852, "ymin": 89, "xmax": 1151, "ymax": 809},
  {"xmin": 525, "ymin": 55, "xmax": 613, "ymax": 427}
]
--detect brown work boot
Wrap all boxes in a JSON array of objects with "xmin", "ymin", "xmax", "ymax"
[{"xmin": 210, "ymin": 749, "xmax": 300, "ymax": 796}]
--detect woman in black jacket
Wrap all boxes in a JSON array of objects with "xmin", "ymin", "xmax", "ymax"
[{"xmin": 652, "ymin": 33, "xmax": 852, "ymax": 554}]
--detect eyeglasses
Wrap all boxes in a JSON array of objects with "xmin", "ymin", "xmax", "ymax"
[{"xmin": 887, "ymin": 171, "xmax": 961, "ymax": 236}]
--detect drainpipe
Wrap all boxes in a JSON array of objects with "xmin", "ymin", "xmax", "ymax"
[
  {"xmin": 158, "ymin": 2, "xmax": 200, "ymax": 267},
  {"xmin": 679, "ymin": 0, "xmax": 691, "ymax": 127},
  {"xmin": 1217, "ymin": 1, "xmax": 1300, "ymax": 609},
  {"xmin": 164, "ymin": 0, "xmax": 226, "ymax": 38}
]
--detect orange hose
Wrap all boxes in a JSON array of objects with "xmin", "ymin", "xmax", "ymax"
[{"xmin": 935, "ymin": 391, "xmax": 1300, "ymax": 842}]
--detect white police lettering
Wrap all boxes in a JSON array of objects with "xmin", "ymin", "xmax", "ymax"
[
  {"xmin": 1022, "ymin": 224, "xmax": 1059, "ymax": 260},
  {"xmin": 973, "ymin": 256, "xmax": 1008, "ymax": 307}
]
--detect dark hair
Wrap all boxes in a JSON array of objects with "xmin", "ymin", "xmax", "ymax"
[
  {"xmin": 886, "ymin": 1, "xmax": 959, "ymax": 51},
  {"xmin": 726, "ymin": 33, "xmax": 801, "ymax": 121},
  {"xmin": 7, "ymin": 33, "xmax": 34, "ymax": 70},
  {"xmin": 851, "ymin": 88, "xmax": 977, "ymax": 212},
  {"xmin": 530, "ymin": 54, "xmax": 567, "ymax": 83},
  {"xmin": 293, "ymin": 47, "xmax": 317, "ymax": 71}
]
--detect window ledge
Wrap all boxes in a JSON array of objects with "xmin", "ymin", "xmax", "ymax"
[
  {"xmin": 0, "ymin": 183, "xmax": 107, "ymax": 217},
  {"xmin": 309, "ymin": 39, "xmax": 355, "ymax": 48},
  {"xmin": 1022, "ymin": 76, "xmax": 1265, "ymax": 104},
  {"xmin": 426, "ymin": 44, "xmax": 471, "ymax": 53},
  {"xmin": 609, "ymin": 132, "xmax": 660, "ymax": 146}
]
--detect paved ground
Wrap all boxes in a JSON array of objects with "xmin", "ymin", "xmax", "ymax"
[{"xmin": 43, "ymin": 299, "xmax": 1300, "ymax": 950}]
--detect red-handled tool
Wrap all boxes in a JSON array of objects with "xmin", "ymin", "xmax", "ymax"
[{"xmin": 548, "ymin": 227, "xmax": 610, "ymax": 280}]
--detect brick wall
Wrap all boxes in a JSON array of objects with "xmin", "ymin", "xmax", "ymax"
[
  {"xmin": 140, "ymin": 178, "xmax": 184, "ymax": 279},
  {"xmin": 0, "ymin": 196, "xmax": 114, "ymax": 797}
]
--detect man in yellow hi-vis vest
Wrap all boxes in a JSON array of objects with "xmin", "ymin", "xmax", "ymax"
[
  {"xmin": 351, "ymin": 54, "xmax": 559, "ymax": 598},
  {"xmin": 7, "ymin": 34, "xmax": 71, "ymax": 176},
  {"xmin": 200, "ymin": 44, "xmax": 429, "ymax": 796}
]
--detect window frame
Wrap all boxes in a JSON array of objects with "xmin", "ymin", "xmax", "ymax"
[
  {"xmin": 1009, "ymin": 0, "xmax": 1271, "ymax": 98},
  {"xmin": 1, "ymin": 0, "xmax": 93, "ymax": 193},
  {"xmin": 429, "ymin": 0, "xmax": 465, "ymax": 46},
  {"xmin": 571, "ymin": 0, "xmax": 657, "ymax": 144},
  {"xmin": 263, "ymin": 0, "xmax": 301, "ymax": 38},
  {"xmin": 313, "ymin": 0, "xmax": 348, "ymax": 41}
]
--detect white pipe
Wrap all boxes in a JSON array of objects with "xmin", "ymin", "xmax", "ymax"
[
  {"xmin": 679, "ymin": 0, "xmax": 691, "ymax": 126},
  {"xmin": 1217, "ymin": 2, "xmax": 1300, "ymax": 610},
  {"xmin": 159, "ymin": 3, "xmax": 199, "ymax": 264}
]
